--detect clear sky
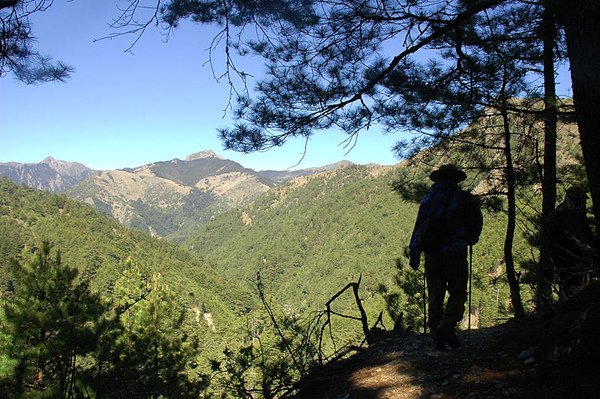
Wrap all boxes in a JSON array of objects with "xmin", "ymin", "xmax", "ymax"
[{"xmin": 0, "ymin": 1, "xmax": 402, "ymax": 171}]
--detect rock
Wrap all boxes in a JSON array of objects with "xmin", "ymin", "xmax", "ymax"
[
  {"xmin": 502, "ymin": 386, "xmax": 519, "ymax": 397},
  {"xmin": 518, "ymin": 347, "xmax": 536, "ymax": 359},
  {"xmin": 523, "ymin": 357, "xmax": 536, "ymax": 366},
  {"xmin": 186, "ymin": 150, "xmax": 223, "ymax": 161}
]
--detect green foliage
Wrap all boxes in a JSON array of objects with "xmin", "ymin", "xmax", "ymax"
[
  {"xmin": 0, "ymin": 177, "xmax": 244, "ymax": 361},
  {"xmin": 0, "ymin": 178, "xmax": 254, "ymax": 397},
  {"xmin": 186, "ymin": 161, "xmax": 544, "ymax": 332},
  {"xmin": 1, "ymin": 122, "xmax": 588, "ymax": 396},
  {"xmin": 98, "ymin": 259, "xmax": 206, "ymax": 398},
  {"xmin": 379, "ymin": 258, "xmax": 426, "ymax": 332},
  {"xmin": 212, "ymin": 342, "xmax": 299, "ymax": 399},
  {"xmin": 209, "ymin": 278, "xmax": 319, "ymax": 399},
  {"xmin": 0, "ymin": 243, "xmax": 209, "ymax": 398},
  {"xmin": 0, "ymin": 242, "xmax": 103, "ymax": 398},
  {"xmin": 186, "ymin": 166, "xmax": 412, "ymax": 326}
]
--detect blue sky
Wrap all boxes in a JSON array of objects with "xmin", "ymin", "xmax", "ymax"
[
  {"xmin": 0, "ymin": 1, "xmax": 402, "ymax": 171},
  {"xmin": 1, "ymin": 2, "xmax": 573, "ymax": 172}
]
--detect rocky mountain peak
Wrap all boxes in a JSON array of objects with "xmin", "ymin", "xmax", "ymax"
[
  {"xmin": 42, "ymin": 156, "xmax": 57, "ymax": 164},
  {"xmin": 186, "ymin": 150, "xmax": 223, "ymax": 161},
  {"xmin": 0, "ymin": 157, "xmax": 96, "ymax": 192},
  {"xmin": 40, "ymin": 157, "xmax": 92, "ymax": 176}
]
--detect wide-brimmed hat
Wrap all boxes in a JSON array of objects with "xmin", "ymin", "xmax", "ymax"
[
  {"xmin": 429, "ymin": 164, "xmax": 467, "ymax": 182},
  {"xmin": 566, "ymin": 185, "xmax": 589, "ymax": 199}
]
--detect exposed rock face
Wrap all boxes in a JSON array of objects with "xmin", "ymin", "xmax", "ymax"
[
  {"xmin": 0, "ymin": 157, "xmax": 97, "ymax": 192},
  {"xmin": 185, "ymin": 150, "xmax": 224, "ymax": 161}
]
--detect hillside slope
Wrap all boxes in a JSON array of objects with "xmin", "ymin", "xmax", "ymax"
[
  {"xmin": 186, "ymin": 163, "xmax": 519, "ymax": 330},
  {"xmin": 0, "ymin": 177, "xmax": 250, "ymax": 359},
  {"xmin": 65, "ymin": 151, "xmax": 360, "ymax": 241},
  {"xmin": 187, "ymin": 164, "xmax": 407, "ymax": 311},
  {"xmin": 66, "ymin": 151, "xmax": 273, "ymax": 240}
]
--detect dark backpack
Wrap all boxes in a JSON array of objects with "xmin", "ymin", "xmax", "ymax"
[
  {"xmin": 418, "ymin": 211, "xmax": 448, "ymax": 252},
  {"xmin": 417, "ymin": 191, "xmax": 452, "ymax": 252},
  {"xmin": 464, "ymin": 194, "xmax": 483, "ymax": 245}
]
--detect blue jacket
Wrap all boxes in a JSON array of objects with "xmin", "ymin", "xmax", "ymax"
[{"xmin": 409, "ymin": 180, "xmax": 483, "ymax": 260}]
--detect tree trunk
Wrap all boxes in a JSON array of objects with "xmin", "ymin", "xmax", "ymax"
[
  {"xmin": 537, "ymin": 6, "xmax": 558, "ymax": 315},
  {"xmin": 501, "ymin": 99, "xmax": 526, "ymax": 317},
  {"xmin": 552, "ymin": 0, "xmax": 600, "ymax": 258}
]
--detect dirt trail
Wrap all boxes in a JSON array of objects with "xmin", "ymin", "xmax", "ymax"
[{"xmin": 294, "ymin": 283, "xmax": 600, "ymax": 399}]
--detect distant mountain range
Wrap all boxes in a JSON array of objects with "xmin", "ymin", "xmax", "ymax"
[
  {"xmin": 0, "ymin": 151, "xmax": 368, "ymax": 240},
  {"xmin": 0, "ymin": 156, "xmax": 97, "ymax": 192}
]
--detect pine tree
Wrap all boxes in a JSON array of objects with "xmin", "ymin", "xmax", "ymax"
[
  {"xmin": 116, "ymin": 0, "xmax": 599, "ymax": 262},
  {"xmin": 0, "ymin": 241, "xmax": 103, "ymax": 398},
  {"xmin": 101, "ymin": 259, "xmax": 203, "ymax": 398},
  {"xmin": 0, "ymin": 1, "xmax": 72, "ymax": 83}
]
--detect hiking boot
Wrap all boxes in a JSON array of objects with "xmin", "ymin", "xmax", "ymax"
[
  {"xmin": 433, "ymin": 334, "xmax": 447, "ymax": 351},
  {"xmin": 443, "ymin": 329, "xmax": 461, "ymax": 349}
]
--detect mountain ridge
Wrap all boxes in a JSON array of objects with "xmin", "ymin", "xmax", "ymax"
[
  {"xmin": 1, "ymin": 151, "xmax": 375, "ymax": 240},
  {"xmin": 0, "ymin": 157, "xmax": 97, "ymax": 192}
]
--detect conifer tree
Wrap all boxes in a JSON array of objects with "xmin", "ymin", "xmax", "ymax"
[
  {"xmin": 102, "ymin": 259, "xmax": 203, "ymax": 398},
  {"xmin": 115, "ymin": 0, "xmax": 599, "ymax": 261},
  {"xmin": 0, "ymin": 1, "xmax": 72, "ymax": 83},
  {"xmin": 0, "ymin": 242, "xmax": 102, "ymax": 398}
]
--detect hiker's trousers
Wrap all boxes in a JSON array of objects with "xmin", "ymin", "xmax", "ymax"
[{"xmin": 424, "ymin": 251, "xmax": 468, "ymax": 333}]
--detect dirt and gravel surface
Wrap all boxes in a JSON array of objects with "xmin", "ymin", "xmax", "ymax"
[{"xmin": 293, "ymin": 282, "xmax": 600, "ymax": 399}]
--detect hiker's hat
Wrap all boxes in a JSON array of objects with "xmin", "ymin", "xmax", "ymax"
[
  {"xmin": 566, "ymin": 185, "xmax": 589, "ymax": 199},
  {"xmin": 429, "ymin": 164, "xmax": 467, "ymax": 182}
]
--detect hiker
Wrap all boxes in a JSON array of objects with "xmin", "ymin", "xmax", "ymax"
[
  {"xmin": 543, "ymin": 186, "xmax": 595, "ymax": 301},
  {"xmin": 408, "ymin": 164, "xmax": 483, "ymax": 350}
]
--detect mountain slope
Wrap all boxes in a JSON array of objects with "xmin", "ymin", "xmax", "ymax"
[
  {"xmin": 67, "ymin": 168, "xmax": 218, "ymax": 237},
  {"xmin": 0, "ymin": 157, "xmax": 97, "ymax": 192},
  {"xmin": 66, "ymin": 151, "xmax": 274, "ymax": 239},
  {"xmin": 66, "ymin": 151, "xmax": 361, "ymax": 241},
  {"xmin": 294, "ymin": 282, "xmax": 600, "ymax": 399},
  {"xmin": 147, "ymin": 150, "xmax": 274, "ymax": 189},
  {"xmin": 187, "ymin": 164, "xmax": 403, "ymax": 302},
  {"xmin": 2, "ymin": 152, "xmax": 372, "ymax": 242},
  {"xmin": 259, "ymin": 160, "xmax": 356, "ymax": 183}
]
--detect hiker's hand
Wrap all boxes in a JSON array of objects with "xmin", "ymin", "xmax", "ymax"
[{"xmin": 409, "ymin": 256, "xmax": 420, "ymax": 270}]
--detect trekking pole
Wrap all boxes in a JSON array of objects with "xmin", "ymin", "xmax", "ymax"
[
  {"xmin": 468, "ymin": 245, "xmax": 473, "ymax": 346},
  {"xmin": 422, "ymin": 270, "xmax": 427, "ymax": 334}
]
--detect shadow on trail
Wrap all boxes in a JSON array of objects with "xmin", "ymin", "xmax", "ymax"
[
  {"xmin": 294, "ymin": 327, "xmax": 516, "ymax": 399},
  {"xmin": 293, "ymin": 282, "xmax": 600, "ymax": 399}
]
